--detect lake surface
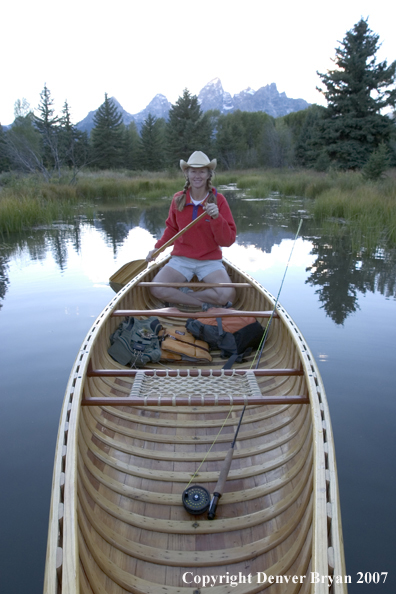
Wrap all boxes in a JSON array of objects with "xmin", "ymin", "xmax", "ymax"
[{"xmin": 0, "ymin": 189, "xmax": 395, "ymax": 593}]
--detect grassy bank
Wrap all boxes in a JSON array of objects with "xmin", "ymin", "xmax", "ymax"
[
  {"xmin": 227, "ymin": 168, "xmax": 396, "ymax": 249},
  {"xmin": 1, "ymin": 168, "xmax": 395, "ymax": 249},
  {"xmin": 0, "ymin": 171, "xmax": 183, "ymax": 234}
]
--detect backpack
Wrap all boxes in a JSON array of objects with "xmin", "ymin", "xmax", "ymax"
[
  {"xmin": 159, "ymin": 326, "xmax": 212, "ymax": 363},
  {"xmin": 186, "ymin": 313, "xmax": 265, "ymax": 369},
  {"xmin": 108, "ymin": 316, "xmax": 162, "ymax": 367}
]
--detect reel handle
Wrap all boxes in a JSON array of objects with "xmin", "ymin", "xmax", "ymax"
[{"xmin": 207, "ymin": 492, "xmax": 221, "ymax": 520}]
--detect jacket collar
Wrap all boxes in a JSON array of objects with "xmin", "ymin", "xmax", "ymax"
[{"xmin": 185, "ymin": 189, "xmax": 211, "ymax": 206}]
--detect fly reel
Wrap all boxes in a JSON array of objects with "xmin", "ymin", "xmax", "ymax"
[{"xmin": 182, "ymin": 485, "xmax": 211, "ymax": 515}]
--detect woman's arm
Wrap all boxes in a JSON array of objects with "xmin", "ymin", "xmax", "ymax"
[{"xmin": 208, "ymin": 196, "xmax": 237, "ymax": 247}]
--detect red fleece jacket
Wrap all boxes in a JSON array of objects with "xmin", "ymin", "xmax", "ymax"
[{"xmin": 154, "ymin": 189, "xmax": 237, "ymax": 260}]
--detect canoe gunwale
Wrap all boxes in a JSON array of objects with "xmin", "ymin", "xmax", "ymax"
[{"xmin": 43, "ymin": 255, "xmax": 347, "ymax": 594}]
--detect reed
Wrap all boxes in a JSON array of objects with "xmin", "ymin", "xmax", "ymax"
[
  {"xmin": 0, "ymin": 171, "xmax": 181, "ymax": 234},
  {"xmin": 0, "ymin": 189, "xmax": 78, "ymax": 234},
  {"xmin": 313, "ymin": 181, "xmax": 396, "ymax": 249},
  {"xmin": 1, "ymin": 169, "xmax": 395, "ymax": 249},
  {"xmin": 75, "ymin": 175, "xmax": 182, "ymax": 201}
]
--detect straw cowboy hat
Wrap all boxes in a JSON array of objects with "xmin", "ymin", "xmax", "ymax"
[{"xmin": 180, "ymin": 151, "xmax": 217, "ymax": 172}]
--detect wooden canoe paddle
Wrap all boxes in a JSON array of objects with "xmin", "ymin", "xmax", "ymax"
[{"xmin": 109, "ymin": 210, "xmax": 208, "ymax": 287}]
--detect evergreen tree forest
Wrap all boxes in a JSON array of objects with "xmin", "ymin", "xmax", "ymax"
[{"xmin": 0, "ymin": 19, "xmax": 395, "ymax": 179}]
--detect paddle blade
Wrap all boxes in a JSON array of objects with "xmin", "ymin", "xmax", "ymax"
[{"xmin": 109, "ymin": 259, "xmax": 148, "ymax": 285}]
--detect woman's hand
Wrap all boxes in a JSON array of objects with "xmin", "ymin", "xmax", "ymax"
[
  {"xmin": 205, "ymin": 203, "xmax": 219, "ymax": 219},
  {"xmin": 146, "ymin": 249, "xmax": 157, "ymax": 262}
]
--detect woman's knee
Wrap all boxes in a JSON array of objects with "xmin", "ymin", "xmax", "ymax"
[
  {"xmin": 150, "ymin": 285, "xmax": 165, "ymax": 300},
  {"xmin": 226, "ymin": 287, "xmax": 236, "ymax": 303},
  {"xmin": 150, "ymin": 266, "xmax": 187, "ymax": 301},
  {"xmin": 218, "ymin": 286, "xmax": 235, "ymax": 305}
]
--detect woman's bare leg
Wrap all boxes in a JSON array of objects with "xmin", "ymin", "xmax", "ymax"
[
  {"xmin": 197, "ymin": 269, "xmax": 236, "ymax": 305},
  {"xmin": 150, "ymin": 266, "xmax": 204, "ymax": 306},
  {"xmin": 150, "ymin": 266, "xmax": 235, "ymax": 307}
]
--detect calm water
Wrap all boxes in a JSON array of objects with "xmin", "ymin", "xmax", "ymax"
[{"xmin": 0, "ymin": 191, "xmax": 395, "ymax": 593}]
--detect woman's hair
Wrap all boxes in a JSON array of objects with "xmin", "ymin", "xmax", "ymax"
[{"xmin": 174, "ymin": 168, "xmax": 217, "ymax": 211}]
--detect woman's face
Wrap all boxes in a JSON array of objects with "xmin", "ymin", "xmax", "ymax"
[{"xmin": 188, "ymin": 167, "xmax": 210, "ymax": 191}]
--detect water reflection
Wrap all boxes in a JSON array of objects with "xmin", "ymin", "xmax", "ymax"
[
  {"xmin": 0, "ymin": 254, "xmax": 9, "ymax": 307},
  {"xmin": 305, "ymin": 233, "xmax": 396, "ymax": 325},
  {"xmin": 0, "ymin": 194, "xmax": 395, "ymax": 327}
]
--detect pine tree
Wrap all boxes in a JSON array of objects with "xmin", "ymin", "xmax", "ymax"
[
  {"xmin": 215, "ymin": 112, "xmax": 247, "ymax": 169},
  {"xmin": 123, "ymin": 121, "xmax": 141, "ymax": 170},
  {"xmin": 139, "ymin": 114, "xmax": 165, "ymax": 170},
  {"xmin": 362, "ymin": 142, "xmax": 390, "ymax": 180},
  {"xmin": 0, "ymin": 125, "xmax": 11, "ymax": 172},
  {"xmin": 293, "ymin": 105, "xmax": 327, "ymax": 167},
  {"xmin": 316, "ymin": 18, "xmax": 396, "ymax": 169},
  {"xmin": 91, "ymin": 94, "xmax": 124, "ymax": 169},
  {"xmin": 165, "ymin": 89, "xmax": 212, "ymax": 167},
  {"xmin": 59, "ymin": 101, "xmax": 90, "ymax": 175},
  {"xmin": 34, "ymin": 83, "xmax": 61, "ymax": 171},
  {"xmin": 59, "ymin": 101, "xmax": 75, "ymax": 169}
]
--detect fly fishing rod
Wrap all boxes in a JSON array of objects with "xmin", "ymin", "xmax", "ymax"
[{"xmin": 206, "ymin": 218, "xmax": 304, "ymax": 520}]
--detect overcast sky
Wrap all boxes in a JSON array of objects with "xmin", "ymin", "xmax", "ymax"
[{"xmin": 1, "ymin": 0, "xmax": 395, "ymax": 126}]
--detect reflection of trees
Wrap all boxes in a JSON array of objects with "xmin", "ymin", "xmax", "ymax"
[
  {"xmin": 306, "ymin": 233, "xmax": 396, "ymax": 325},
  {"xmin": 95, "ymin": 208, "xmax": 142, "ymax": 255},
  {"xmin": 142, "ymin": 202, "xmax": 172, "ymax": 239},
  {"xmin": 0, "ymin": 254, "xmax": 10, "ymax": 309},
  {"xmin": 363, "ymin": 246, "xmax": 395, "ymax": 298},
  {"xmin": 95, "ymin": 202, "xmax": 171, "ymax": 252},
  {"xmin": 1, "ymin": 200, "xmax": 395, "ymax": 326},
  {"xmin": 226, "ymin": 194, "xmax": 311, "ymax": 235}
]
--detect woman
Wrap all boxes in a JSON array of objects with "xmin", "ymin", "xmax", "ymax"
[{"xmin": 146, "ymin": 151, "xmax": 237, "ymax": 310}]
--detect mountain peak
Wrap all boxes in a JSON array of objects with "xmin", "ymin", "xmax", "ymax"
[
  {"xmin": 76, "ymin": 80, "xmax": 310, "ymax": 133},
  {"xmin": 198, "ymin": 78, "xmax": 226, "ymax": 111}
]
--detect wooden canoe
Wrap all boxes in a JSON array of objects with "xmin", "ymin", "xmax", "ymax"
[{"xmin": 44, "ymin": 257, "xmax": 347, "ymax": 593}]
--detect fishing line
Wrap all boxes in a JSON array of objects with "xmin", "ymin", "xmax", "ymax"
[
  {"xmin": 227, "ymin": 218, "xmax": 304, "ymax": 456},
  {"xmin": 206, "ymin": 218, "xmax": 304, "ymax": 520},
  {"xmin": 184, "ymin": 406, "xmax": 235, "ymax": 490},
  {"xmin": 251, "ymin": 218, "xmax": 303, "ymax": 370},
  {"xmin": 182, "ymin": 405, "xmax": 235, "ymax": 515},
  {"xmin": 183, "ymin": 219, "xmax": 304, "ymax": 517}
]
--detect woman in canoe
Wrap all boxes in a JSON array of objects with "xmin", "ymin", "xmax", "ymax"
[{"xmin": 146, "ymin": 151, "xmax": 237, "ymax": 310}]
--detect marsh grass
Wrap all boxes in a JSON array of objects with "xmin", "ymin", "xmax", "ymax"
[
  {"xmin": 0, "ymin": 189, "xmax": 79, "ymax": 234},
  {"xmin": 1, "ymin": 168, "xmax": 395, "ymax": 249},
  {"xmin": 0, "ymin": 170, "xmax": 182, "ymax": 233},
  {"xmin": 75, "ymin": 172, "xmax": 182, "ymax": 201},
  {"xmin": 313, "ymin": 182, "xmax": 396, "ymax": 249}
]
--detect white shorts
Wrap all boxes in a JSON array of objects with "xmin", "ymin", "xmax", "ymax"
[{"xmin": 165, "ymin": 256, "xmax": 226, "ymax": 281}]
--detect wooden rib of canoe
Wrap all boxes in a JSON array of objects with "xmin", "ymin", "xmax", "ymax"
[{"xmin": 44, "ymin": 256, "xmax": 347, "ymax": 594}]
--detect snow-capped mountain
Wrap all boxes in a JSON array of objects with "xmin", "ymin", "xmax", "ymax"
[
  {"xmin": 201, "ymin": 78, "xmax": 310, "ymax": 117},
  {"xmin": 76, "ymin": 78, "xmax": 310, "ymax": 134},
  {"xmin": 132, "ymin": 94, "xmax": 172, "ymax": 128}
]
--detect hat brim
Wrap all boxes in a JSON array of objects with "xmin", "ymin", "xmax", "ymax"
[{"xmin": 180, "ymin": 158, "xmax": 217, "ymax": 172}]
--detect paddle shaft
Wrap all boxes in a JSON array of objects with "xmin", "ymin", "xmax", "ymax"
[
  {"xmin": 109, "ymin": 209, "xmax": 209, "ymax": 285},
  {"xmin": 149, "ymin": 209, "xmax": 208, "ymax": 260}
]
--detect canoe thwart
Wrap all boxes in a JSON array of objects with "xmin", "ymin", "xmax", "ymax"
[
  {"xmin": 137, "ymin": 282, "xmax": 252, "ymax": 288},
  {"xmin": 81, "ymin": 395, "xmax": 310, "ymax": 406},
  {"xmin": 87, "ymin": 363, "xmax": 304, "ymax": 378},
  {"xmin": 111, "ymin": 307, "xmax": 279, "ymax": 318}
]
